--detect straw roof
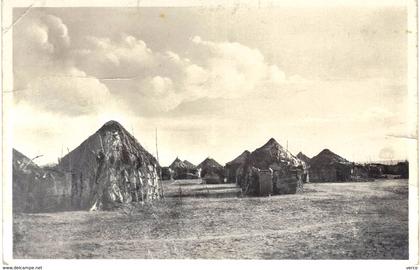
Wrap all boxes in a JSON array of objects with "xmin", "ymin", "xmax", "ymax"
[
  {"xmin": 198, "ymin": 157, "xmax": 223, "ymax": 169},
  {"xmin": 310, "ymin": 149, "xmax": 350, "ymax": 167},
  {"xmin": 226, "ymin": 150, "xmax": 251, "ymax": 166},
  {"xmin": 250, "ymin": 138, "xmax": 304, "ymax": 169},
  {"xmin": 296, "ymin": 152, "xmax": 311, "ymax": 164}
]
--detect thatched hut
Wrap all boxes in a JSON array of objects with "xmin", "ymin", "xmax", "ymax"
[
  {"xmin": 309, "ymin": 149, "xmax": 352, "ymax": 182},
  {"xmin": 183, "ymin": 160, "xmax": 200, "ymax": 178},
  {"xmin": 161, "ymin": 166, "xmax": 174, "ymax": 180},
  {"xmin": 383, "ymin": 161, "xmax": 409, "ymax": 178},
  {"xmin": 169, "ymin": 157, "xmax": 184, "ymax": 179},
  {"xmin": 237, "ymin": 138, "xmax": 305, "ymax": 196},
  {"xmin": 351, "ymin": 163, "xmax": 369, "ymax": 180},
  {"xmin": 198, "ymin": 158, "xmax": 225, "ymax": 184},
  {"xmin": 296, "ymin": 151, "xmax": 311, "ymax": 182},
  {"xmin": 183, "ymin": 160, "xmax": 196, "ymax": 170},
  {"xmin": 360, "ymin": 161, "xmax": 408, "ymax": 179},
  {"xmin": 57, "ymin": 120, "xmax": 162, "ymax": 210},
  {"xmin": 225, "ymin": 150, "xmax": 250, "ymax": 183},
  {"xmin": 169, "ymin": 158, "xmax": 199, "ymax": 179},
  {"xmin": 12, "ymin": 149, "xmax": 72, "ymax": 213},
  {"xmin": 296, "ymin": 152, "xmax": 311, "ymax": 164},
  {"xmin": 366, "ymin": 163, "xmax": 385, "ymax": 178}
]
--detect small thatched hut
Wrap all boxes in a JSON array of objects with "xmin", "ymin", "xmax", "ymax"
[
  {"xmin": 296, "ymin": 152, "xmax": 311, "ymax": 164},
  {"xmin": 169, "ymin": 158, "xmax": 199, "ymax": 179},
  {"xmin": 161, "ymin": 166, "xmax": 174, "ymax": 180},
  {"xmin": 383, "ymin": 161, "xmax": 409, "ymax": 178},
  {"xmin": 309, "ymin": 149, "xmax": 352, "ymax": 182},
  {"xmin": 351, "ymin": 163, "xmax": 369, "ymax": 180},
  {"xmin": 360, "ymin": 161, "xmax": 409, "ymax": 179},
  {"xmin": 13, "ymin": 149, "xmax": 72, "ymax": 213},
  {"xmin": 198, "ymin": 158, "xmax": 225, "ymax": 183},
  {"xmin": 296, "ymin": 151, "xmax": 311, "ymax": 182},
  {"xmin": 366, "ymin": 163, "xmax": 385, "ymax": 178},
  {"xmin": 225, "ymin": 150, "xmax": 250, "ymax": 183},
  {"xmin": 183, "ymin": 160, "xmax": 200, "ymax": 178}
]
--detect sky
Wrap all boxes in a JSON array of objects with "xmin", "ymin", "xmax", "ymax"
[{"xmin": 11, "ymin": 6, "xmax": 412, "ymax": 166}]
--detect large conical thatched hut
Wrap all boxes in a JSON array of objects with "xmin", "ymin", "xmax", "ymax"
[
  {"xmin": 225, "ymin": 150, "xmax": 250, "ymax": 183},
  {"xmin": 57, "ymin": 120, "xmax": 162, "ymax": 210},
  {"xmin": 309, "ymin": 149, "xmax": 352, "ymax": 182},
  {"xmin": 237, "ymin": 138, "xmax": 305, "ymax": 196}
]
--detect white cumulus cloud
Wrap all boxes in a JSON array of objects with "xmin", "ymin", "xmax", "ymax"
[
  {"xmin": 74, "ymin": 34, "xmax": 154, "ymax": 78},
  {"xmin": 20, "ymin": 74, "xmax": 111, "ymax": 115}
]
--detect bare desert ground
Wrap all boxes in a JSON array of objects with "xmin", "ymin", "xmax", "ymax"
[{"xmin": 13, "ymin": 179, "xmax": 408, "ymax": 259}]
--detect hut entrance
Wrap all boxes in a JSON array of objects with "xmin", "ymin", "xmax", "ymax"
[{"xmin": 256, "ymin": 170, "xmax": 273, "ymax": 196}]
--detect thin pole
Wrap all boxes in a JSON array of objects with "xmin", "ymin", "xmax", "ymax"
[
  {"xmin": 155, "ymin": 128, "xmax": 159, "ymax": 162},
  {"xmin": 67, "ymin": 147, "xmax": 71, "ymax": 172},
  {"xmin": 155, "ymin": 128, "xmax": 164, "ymax": 198}
]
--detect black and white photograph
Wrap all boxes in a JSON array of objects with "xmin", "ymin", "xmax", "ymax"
[{"xmin": 1, "ymin": 0, "xmax": 418, "ymax": 267}]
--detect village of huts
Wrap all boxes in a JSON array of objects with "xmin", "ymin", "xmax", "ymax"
[{"xmin": 12, "ymin": 120, "xmax": 409, "ymax": 213}]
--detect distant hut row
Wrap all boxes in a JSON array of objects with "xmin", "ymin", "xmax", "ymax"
[
  {"xmin": 308, "ymin": 149, "xmax": 408, "ymax": 182},
  {"xmin": 160, "ymin": 137, "xmax": 409, "ymax": 197},
  {"xmin": 224, "ymin": 139, "xmax": 409, "ymax": 196},
  {"xmin": 161, "ymin": 156, "xmax": 225, "ymax": 184}
]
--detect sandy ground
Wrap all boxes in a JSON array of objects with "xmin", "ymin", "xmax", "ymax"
[{"xmin": 13, "ymin": 179, "xmax": 408, "ymax": 259}]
